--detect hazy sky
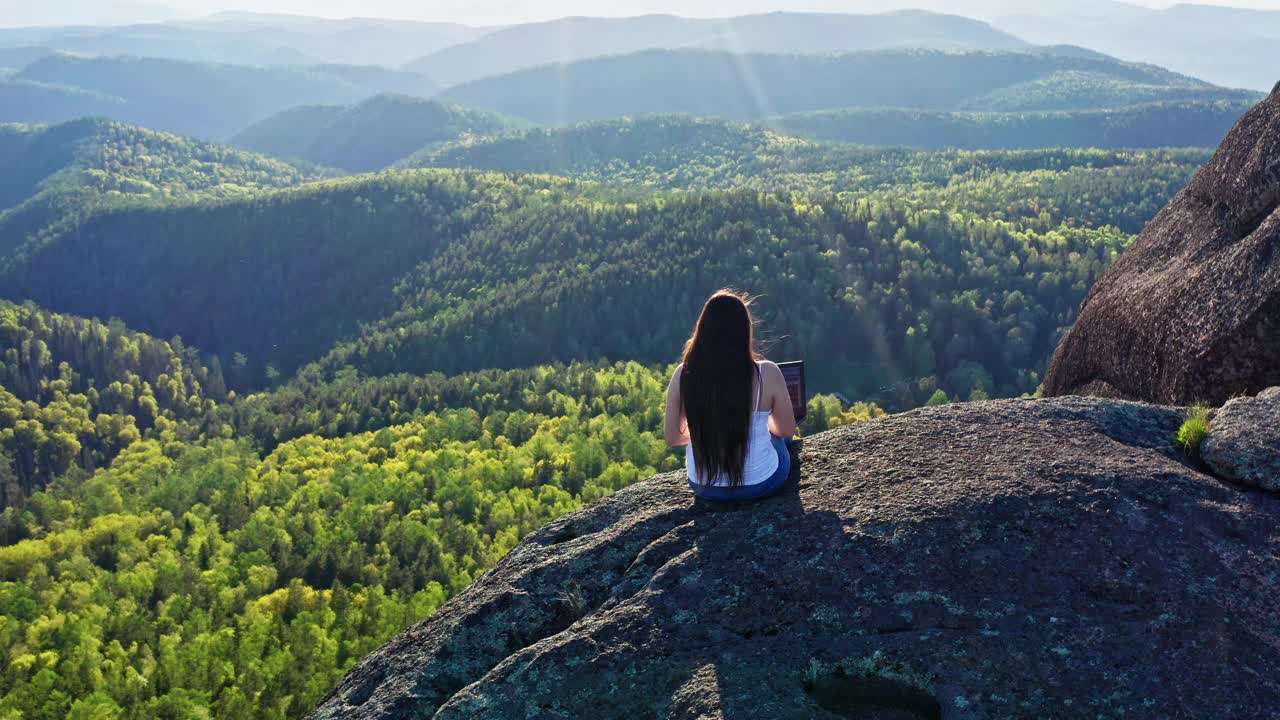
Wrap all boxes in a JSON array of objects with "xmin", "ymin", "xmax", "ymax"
[
  {"xmin": 5, "ymin": 0, "xmax": 1280, "ymax": 27},
  {"xmin": 178, "ymin": 0, "xmax": 1280, "ymax": 23}
]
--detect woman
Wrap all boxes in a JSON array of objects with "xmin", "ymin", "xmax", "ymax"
[{"xmin": 665, "ymin": 290, "xmax": 797, "ymax": 500}]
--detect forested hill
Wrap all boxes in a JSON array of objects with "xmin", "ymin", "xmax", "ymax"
[
  {"xmin": 311, "ymin": 178, "xmax": 1130, "ymax": 401},
  {"xmin": 441, "ymin": 47, "xmax": 1261, "ymax": 125},
  {"xmin": 410, "ymin": 116, "xmax": 1206, "ymax": 232},
  {"xmin": 0, "ymin": 171, "xmax": 574, "ymax": 385},
  {"xmin": 233, "ymin": 95, "xmax": 522, "ymax": 173},
  {"xmin": 0, "ymin": 76, "xmax": 126, "ymax": 126},
  {"xmin": 410, "ymin": 113, "xmax": 1235, "ymax": 181},
  {"xmin": 4, "ymin": 55, "xmax": 439, "ymax": 140},
  {"xmin": 0, "ymin": 14, "xmax": 482, "ymax": 69},
  {"xmin": 0, "ymin": 118, "xmax": 322, "ymax": 259},
  {"xmin": 405, "ymin": 11, "xmax": 1027, "ymax": 88},
  {"xmin": 406, "ymin": 116, "xmax": 786, "ymax": 183},
  {"xmin": 0, "ymin": 300, "xmax": 230, "ymax": 504},
  {"xmin": 773, "ymin": 101, "xmax": 1252, "ymax": 150},
  {"xmin": 0, "ymin": 147, "xmax": 1207, "ymax": 405},
  {"xmin": 0, "ymin": 118, "xmax": 319, "ymax": 212}
]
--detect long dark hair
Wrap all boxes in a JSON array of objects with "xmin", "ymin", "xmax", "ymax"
[{"xmin": 681, "ymin": 289, "xmax": 760, "ymax": 488}]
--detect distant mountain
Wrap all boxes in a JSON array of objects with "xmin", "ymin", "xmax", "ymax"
[
  {"xmin": 7, "ymin": 55, "xmax": 438, "ymax": 139},
  {"xmin": 441, "ymin": 47, "xmax": 1259, "ymax": 126},
  {"xmin": 0, "ymin": 76, "xmax": 126, "ymax": 125},
  {"xmin": 234, "ymin": 95, "xmax": 521, "ymax": 173},
  {"xmin": 186, "ymin": 12, "xmax": 484, "ymax": 63},
  {"xmin": 232, "ymin": 105, "xmax": 345, "ymax": 165},
  {"xmin": 325, "ymin": 0, "xmax": 1149, "ymax": 26},
  {"xmin": 996, "ymin": 4, "xmax": 1280, "ymax": 92},
  {"xmin": 405, "ymin": 11, "xmax": 1027, "ymax": 87},
  {"xmin": 0, "ymin": 14, "xmax": 482, "ymax": 68},
  {"xmin": 307, "ymin": 64, "xmax": 441, "ymax": 98},
  {"xmin": 775, "ymin": 101, "xmax": 1252, "ymax": 150},
  {"xmin": 0, "ymin": 46, "xmax": 51, "ymax": 71},
  {"xmin": 815, "ymin": 0, "xmax": 1149, "ymax": 22}
]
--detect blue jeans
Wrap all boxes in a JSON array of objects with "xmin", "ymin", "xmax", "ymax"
[{"xmin": 689, "ymin": 436, "xmax": 792, "ymax": 501}]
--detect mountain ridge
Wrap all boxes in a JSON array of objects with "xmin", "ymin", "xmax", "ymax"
[
  {"xmin": 233, "ymin": 94, "xmax": 522, "ymax": 173},
  {"xmin": 405, "ymin": 11, "xmax": 1029, "ymax": 88},
  {"xmin": 996, "ymin": 3, "xmax": 1280, "ymax": 91},
  {"xmin": 440, "ymin": 47, "xmax": 1259, "ymax": 125},
  {"xmin": 0, "ymin": 12, "xmax": 483, "ymax": 68},
  {"xmin": 7, "ymin": 54, "xmax": 439, "ymax": 139}
]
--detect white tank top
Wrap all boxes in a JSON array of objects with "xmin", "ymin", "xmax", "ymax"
[{"xmin": 686, "ymin": 362, "xmax": 780, "ymax": 488}]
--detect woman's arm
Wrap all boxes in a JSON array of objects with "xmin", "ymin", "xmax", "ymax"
[
  {"xmin": 763, "ymin": 361, "xmax": 798, "ymax": 438},
  {"xmin": 664, "ymin": 366, "xmax": 690, "ymax": 447}
]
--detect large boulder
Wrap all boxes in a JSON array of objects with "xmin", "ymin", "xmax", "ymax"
[
  {"xmin": 1043, "ymin": 83, "xmax": 1280, "ymax": 405},
  {"xmin": 310, "ymin": 397, "xmax": 1280, "ymax": 720},
  {"xmin": 1202, "ymin": 387, "xmax": 1280, "ymax": 491}
]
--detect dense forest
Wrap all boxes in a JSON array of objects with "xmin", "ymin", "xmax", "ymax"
[
  {"xmin": 0, "ymin": 144, "xmax": 1201, "ymax": 400},
  {"xmin": 0, "ymin": 301, "xmax": 229, "ymax": 504},
  {"xmin": 0, "ymin": 354, "xmax": 663, "ymax": 719},
  {"xmin": 0, "ymin": 171, "xmax": 573, "ymax": 382},
  {"xmin": 316, "ymin": 186, "xmax": 1129, "ymax": 401},
  {"xmin": 441, "ymin": 48, "xmax": 1259, "ymax": 125},
  {"xmin": 410, "ymin": 115, "xmax": 1210, "ymax": 230}
]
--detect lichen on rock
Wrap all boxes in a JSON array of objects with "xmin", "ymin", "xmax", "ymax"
[{"xmin": 1202, "ymin": 387, "xmax": 1280, "ymax": 492}]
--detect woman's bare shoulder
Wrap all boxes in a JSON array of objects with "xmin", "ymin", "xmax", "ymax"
[
  {"xmin": 757, "ymin": 360, "xmax": 787, "ymax": 389},
  {"xmin": 757, "ymin": 359, "xmax": 784, "ymax": 376}
]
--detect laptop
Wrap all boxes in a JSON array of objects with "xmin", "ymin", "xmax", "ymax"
[{"xmin": 778, "ymin": 361, "xmax": 807, "ymax": 421}]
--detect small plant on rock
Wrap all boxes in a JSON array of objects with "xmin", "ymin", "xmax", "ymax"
[
  {"xmin": 558, "ymin": 582, "xmax": 587, "ymax": 617},
  {"xmin": 1176, "ymin": 404, "xmax": 1212, "ymax": 458}
]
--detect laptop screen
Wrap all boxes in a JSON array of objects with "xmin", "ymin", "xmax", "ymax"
[{"xmin": 778, "ymin": 361, "xmax": 807, "ymax": 421}]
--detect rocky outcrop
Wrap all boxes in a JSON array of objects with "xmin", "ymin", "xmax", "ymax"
[
  {"xmin": 1202, "ymin": 387, "xmax": 1280, "ymax": 491},
  {"xmin": 310, "ymin": 397, "xmax": 1280, "ymax": 720},
  {"xmin": 1043, "ymin": 83, "xmax": 1280, "ymax": 405}
]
